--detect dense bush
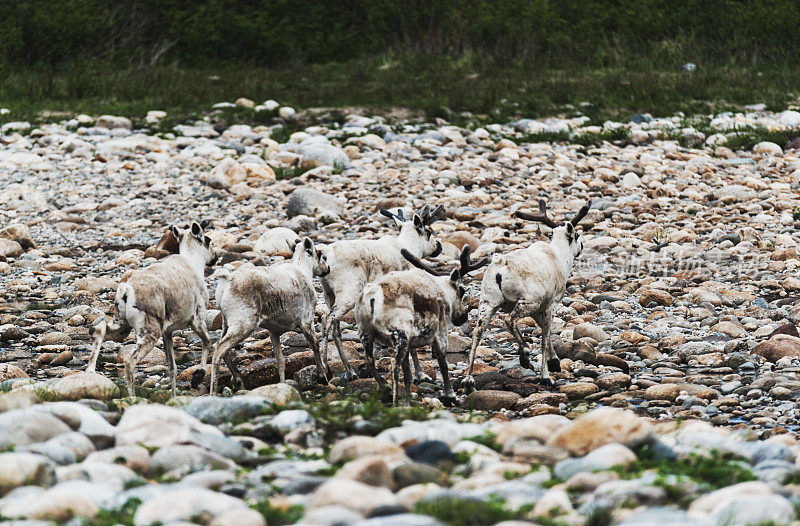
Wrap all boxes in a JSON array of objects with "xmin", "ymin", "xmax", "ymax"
[{"xmin": 1, "ymin": 0, "xmax": 799, "ymax": 68}]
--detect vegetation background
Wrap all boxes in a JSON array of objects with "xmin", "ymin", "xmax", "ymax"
[{"xmin": 1, "ymin": 0, "xmax": 799, "ymax": 122}]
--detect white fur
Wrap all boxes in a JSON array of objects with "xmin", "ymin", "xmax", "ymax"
[
  {"xmin": 466, "ymin": 214, "xmax": 587, "ymax": 386},
  {"xmin": 319, "ymin": 211, "xmax": 443, "ymax": 380},
  {"xmin": 88, "ymin": 221, "xmax": 217, "ymax": 397},
  {"xmin": 208, "ymin": 238, "xmax": 329, "ymax": 394}
]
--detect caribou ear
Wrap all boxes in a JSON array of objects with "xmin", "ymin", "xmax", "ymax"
[
  {"xmin": 204, "ymin": 235, "xmax": 212, "ymax": 247},
  {"xmin": 199, "ymin": 219, "xmax": 211, "ymax": 230},
  {"xmin": 413, "ymin": 214, "xmax": 424, "ymax": 230},
  {"xmin": 303, "ymin": 237, "xmax": 314, "ymax": 252},
  {"xmin": 450, "ymin": 269, "xmax": 461, "ymax": 283},
  {"xmin": 190, "ymin": 222, "xmax": 202, "ymax": 237},
  {"xmin": 169, "ymin": 225, "xmax": 181, "ymax": 239}
]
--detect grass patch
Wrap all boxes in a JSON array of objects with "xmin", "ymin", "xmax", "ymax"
[
  {"xmin": 415, "ymin": 496, "xmax": 532, "ymax": 526},
  {"xmin": 610, "ymin": 445, "xmax": 756, "ymax": 490},
  {"xmin": 273, "ymin": 165, "xmax": 312, "ymax": 180},
  {"xmin": 721, "ymin": 126, "xmax": 799, "ymax": 151},
  {"xmin": 464, "ymin": 432, "xmax": 501, "ymax": 452},
  {"xmin": 251, "ymin": 501, "xmax": 305, "ymax": 526},
  {"xmin": 2, "ymin": 55, "xmax": 800, "ymax": 129},
  {"xmin": 82, "ymin": 498, "xmax": 141, "ymax": 526},
  {"xmin": 305, "ymin": 392, "xmax": 430, "ymax": 437}
]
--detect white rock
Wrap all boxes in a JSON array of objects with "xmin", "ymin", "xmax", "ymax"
[
  {"xmin": 0, "ymin": 452, "xmax": 56, "ymax": 496},
  {"xmin": 202, "ymin": 158, "xmax": 247, "ymax": 189},
  {"xmin": 309, "ymin": 479, "xmax": 399, "ymax": 516},
  {"xmin": 753, "ymin": 141, "xmax": 782, "ymax": 156},
  {"xmin": 252, "ymin": 228, "xmax": 300, "ymax": 257},
  {"xmin": 134, "ymin": 488, "xmax": 247, "ymax": 526},
  {"xmin": 778, "ymin": 110, "xmax": 800, "ymax": 128},
  {"xmin": 96, "ymin": 115, "xmax": 132, "ymax": 130},
  {"xmin": 279, "ymin": 106, "xmax": 297, "ymax": 121}
]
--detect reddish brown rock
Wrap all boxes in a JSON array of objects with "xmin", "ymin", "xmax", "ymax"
[{"xmin": 752, "ymin": 336, "xmax": 800, "ymax": 362}]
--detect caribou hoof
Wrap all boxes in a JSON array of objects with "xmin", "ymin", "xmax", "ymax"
[
  {"xmin": 414, "ymin": 373, "xmax": 434, "ymax": 384},
  {"xmin": 519, "ymin": 354, "xmax": 533, "ymax": 370},
  {"xmin": 191, "ymin": 368, "xmax": 207, "ymax": 388},
  {"xmin": 547, "ymin": 358, "xmax": 562, "ymax": 372},
  {"xmin": 441, "ymin": 392, "xmax": 459, "ymax": 407}
]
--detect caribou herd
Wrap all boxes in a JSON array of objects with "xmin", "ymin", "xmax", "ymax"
[{"xmin": 89, "ymin": 199, "xmax": 593, "ymax": 404}]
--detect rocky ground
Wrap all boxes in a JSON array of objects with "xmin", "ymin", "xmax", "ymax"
[{"xmin": 1, "ymin": 101, "xmax": 800, "ymax": 524}]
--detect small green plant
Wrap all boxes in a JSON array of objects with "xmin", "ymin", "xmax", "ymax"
[
  {"xmin": 610, "ymin": 446, "xmax": 756, "ymax": 490},
  {"xmin": 82, "ymin": 497, "xmax": 142, "ymax": 526},
  {"xmin": 273, "ymin": 165, "xmax": 311, "ymax": 180},
  {"xmin": 332, "ymin": 160, "xmax": 346, "ymax": 174},
  {"xmin": 585, "ymin": 507, "xmax": 613, "ymax": 526},
  {"xmin": 251, "ymin": 501, "xmax": 305, "ymax": 526},
  {"xmin": 305, "ymin": 392, "xmax": 430, "ymax": 437},
  {"xmin": 415, "ymin": 496, "xmax": 532, "ymax": 526},
  {"xmin": 792, "ymin": 206, "xmax": 800, "ymax": 221},
  {"xmin": 464, "ymin": 432, "xmax": 501, "ymax": 452}
]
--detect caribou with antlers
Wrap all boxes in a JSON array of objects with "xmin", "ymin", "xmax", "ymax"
[
  {"xmin": 356, "ymin": 245, "xmax": 488, "ymax": 405},
  {"xmin": 464, "ymin": 199, "xmax": 592, "ymax": 388},
  {"xmin": 319, "ymin": 204, "xmax": 446, "ymax": 380}
]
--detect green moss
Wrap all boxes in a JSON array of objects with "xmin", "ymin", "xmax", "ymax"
[
  {"xmin": 273, "ymin": 165, "xmax": 311, "ymax": 180},
  {"xmin": 82, "ymin": 498, "xmax": 141, "ymax": 526},
  {"xmin": 610, "ymin": 446, "xmax": 756, "ymax": 490},
  {"xmin": 464, "ymin": 432, "xmax": 501, "ymax": 452},
  {"xmin": 251, "ymin": 501, "xmax": 305, "ymax": 526},
  {"xmin": 305, "ymin": 392, "xmax": 430, "ymax": 437},
  {"xmin": 415, "ymin": 496, "xmax": 532, "ymax": 526}
]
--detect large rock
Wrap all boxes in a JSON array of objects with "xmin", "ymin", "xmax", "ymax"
[
  {"xmin": 0, "ymin": 409, "xmax": 72, "ymax": 450},
  {"xmin": 183, "ymin": 396, "xmax": 271, "ymax": 425},
  {"xmin": 753, "ymin": 141, "xmax": 782, "ymax": 156},
  {"xmin": 547, "ymin": 407, "xmax": 654, "ymax": 455},
  {"xmin": 466, "ymin": 390, "xmax": 521, "ymax": 411},
  {"xmin": 49, "ymin": 372, "xmax": 119, "ymax": 400},
  {"xmin": 147, "ymin": 445, "xmax": 237, "ymax": 476},
  {"xmin": 0, "ymin": 224, "xmax": 35, "ymax": 250},
  {"xmin": 300, "ymin": 142, "xmax": 349, "ymax": 168},
  {"xmin": 329, "ymin": 436, "xmax": 405, "ymax": 464},
  {"xmin": 286, "ymin": 187, "xmax": 345, "ymax": 218},
  {"xmin": 240, "ymin": 351, "xmax": 318, "ymax": 388},
  {"xmin": 202, "ymin": 158, "xmax": 247, "ymax": 189},
  {"xmin": 778, "ymin": 110, "xmax": 800, "ymax": 127},
  {"xmin": 0, "ymin": 238, "xmax": 23, "ymax": 258},
  {"xmin": 0, "ymin": 480, "xmax": 110, "ymax": 521},
  {"xmin": 253, "ymin": 227, "xmax": 299, "ymax": 257},
  {"xmin": 752, "ymin": 335, "xmax": 800, "ymax": 362},
  {"xmin": 96, "ymin": 115, "xmax": 132, "ymax": 129},
  {"xmin": 0, "ymin": 452, "xmax": 56, "ymax": 496},
  {"xmin": 493, "ymin": 414, "xmax": 571, "ymax": 446},
  {"xmin": 0, "ymin": 363, "xmax": 28, "ymax": 382},
  {"xmin": 309, "ymin": 479, "xmax": 399, "ymax": 516},
  {"xmin": 134, "ymin": 487, "xmax": 247, "ymax": 526},
  {"xmin": 644, "ymin": 384, "xmax": 681, "ymax": 402},
  {"xmin": 572, "ymin": 323, "xmax": 609, "ymax": 342},
  {"xmin": 32, "ymin": 402, "xmax": 116, "ymax": 448},
  {"xmin": 248, "ymin": 383, "xmax": 302, "ymax": 405},
  {"xmin": 115, "ymin": 404, "xmax": 243, "ymax": 459}
]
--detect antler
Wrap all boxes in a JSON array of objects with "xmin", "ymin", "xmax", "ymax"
[
  {"xmin": 458, "ymin": 245, "xmax": 489, "ymax": 278},
  {"xmin": 379, "ymin": 208, "xmax": 406, "ymax": 221},
  {"xmin": 400, "ymin": 249, "xmax": 447, "ymax": 276},
  {"xmin": 570, "ymin": 200, "xmax": 592, "ymax": 226},
  {"xmin": 514, "ymin": 199, "xmax": 559, "ymax": 228},
  {"xmin": 418, "ymin": 204, "xmax": 445, "ymax": 225}
]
